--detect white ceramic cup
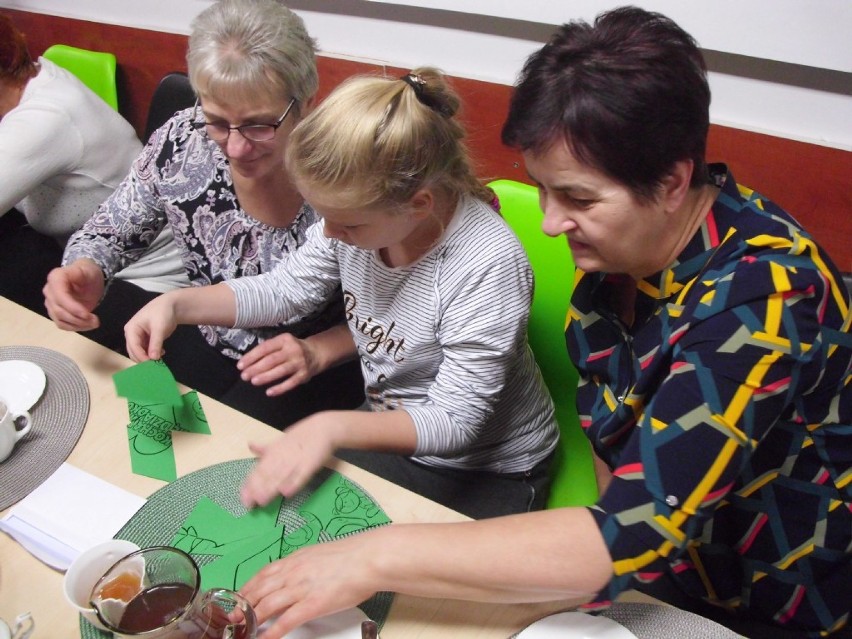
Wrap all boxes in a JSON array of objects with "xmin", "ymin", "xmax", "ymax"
[
  {"xmin": 62, "ymin": 539, "xmax": 141, "ymax": 631},
  {"xmin": 0, "ymin": 397, "xmax": 32, "ymax": 463}
]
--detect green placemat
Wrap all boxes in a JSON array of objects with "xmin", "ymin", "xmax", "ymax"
[{"xmin": 79, "ymin": 459, "xmax": 393, "ymax": 638}]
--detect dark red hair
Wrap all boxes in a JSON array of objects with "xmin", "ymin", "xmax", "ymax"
[{"xmin": 0, "ymin": 14, "xmax": 36, "ymax": 84}]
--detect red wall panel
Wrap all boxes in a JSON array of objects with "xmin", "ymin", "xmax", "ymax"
[{"xmin": 5, "ymin": 9, "xmax": 849, "ymax": 270}]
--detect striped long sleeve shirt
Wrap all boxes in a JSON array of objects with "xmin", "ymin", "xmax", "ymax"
[{"xmin": 228, "ymin": 195, "xmax": 558, "ymax": 473}]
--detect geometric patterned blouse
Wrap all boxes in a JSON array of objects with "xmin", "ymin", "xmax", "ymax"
[{"xmin": 572, "ymin": 165, "xmax": 851, "ymax": 636}]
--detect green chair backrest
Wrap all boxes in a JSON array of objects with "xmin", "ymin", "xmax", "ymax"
[
  {"xmin": 488, "ymin": 179, "xmax": 598, "ymax": 508},
  {"xmin": 43, "ymin": 44, "xmax": 118, "ymax": 111}
]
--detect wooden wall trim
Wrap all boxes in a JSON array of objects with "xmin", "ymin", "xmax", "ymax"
[{"xmin": 5, "ymin": 8, "xmax": 850, "ymax": 271}]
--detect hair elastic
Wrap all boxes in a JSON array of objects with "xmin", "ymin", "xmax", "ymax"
[{"xmin": 399, "ymin": 73, "xmax": 453, "ymax": 117}]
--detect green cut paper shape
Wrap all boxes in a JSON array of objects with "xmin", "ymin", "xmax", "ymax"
[
  {"xmin": 125, "ymin": 392, "xmax": 212, "ymax": 482},
  {"xmin": 174, "ymin": 472, "xmax": 391, "ymax": 595},
  {"xmin": 127, "ymin": 423, "xmax": 176, "ymax": 481},
  {"xmin": 173, "ymin": 391, "xmax": 211, "ymax": 434},
  {"xmin": 113, "ymin": 359, "xmax": 182, "ymax": 406},
  {"xmin": 283, "ymin": 512, "xmax": 323, "ymax": 549},
  {"xmin": 127, "ymin": 391, "xmax": 210, "ymax": 437},
  {"xmin": 171, "ymin": 495, "xmax": 282, "ymax": 555},
  {"xmin": 199, "ymin": 526, "xmax": 286, "ymax": 592},
  {"xmin": 127, "ymin": 401, "xmax": 178, "ymax": 444},
  {"xmin": 300, "ymin": 473, "xmax": 391, "ymax": 537},
  {"xmin": 199, "ymin": 515, "xmax": 325, "ymax": 592}
]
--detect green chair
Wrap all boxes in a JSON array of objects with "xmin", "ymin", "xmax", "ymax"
[
  {"xmin": 43, "ymin": 44, "xmax": 119, "ymax": 111},
  {"xmin": 488, "ymin": 179, "xmax": 598, "ymax": 508}
]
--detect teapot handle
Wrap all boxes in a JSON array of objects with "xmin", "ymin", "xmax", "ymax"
[
  {"xmin": 202, "ymin": 589, "xmax": 257, "ymax": 639},
  {"xmin": 11, "ymin": 612, "xmax": 34, "ymax": 639}
]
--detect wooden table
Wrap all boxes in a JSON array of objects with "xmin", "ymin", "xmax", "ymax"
[{"xmin": 1, "ymin": 296, "xmax": 601, "ymax": 638}]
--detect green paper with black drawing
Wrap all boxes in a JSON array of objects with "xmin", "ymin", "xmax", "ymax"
[
  {"xmin": 79, "ymin": 460, "xmax": 396, "ymax": 639},
  {"xmin": 114, "ymin": 360, "xmax": 211, "ymax": 481},
  {"xmin": 170, "ymin": 472, "xmax": 391, "ymax": 591},
  {"xmin": 114, "ymin": 359, "xmax": 182, "ymax": 406}
]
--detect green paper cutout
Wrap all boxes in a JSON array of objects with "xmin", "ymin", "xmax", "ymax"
[
  {"xmin": 127, "ymin": 422, "xmax": 177, "ymax": 481},
  {"xmin": 173, "ymin": 472, "xmax": 391, "ymax": 593},
  {"xmin": 240, "ymin": 494, "xmax": 283, "ymax": 526},
  {"xmin": 173, "ymin": 391, "xmax": 211, "ymax": 434},
  {"xmin": 284, "ymin": 512, "xmax": 323, "ymax": 548},
  {"xmin": 199, "ymin": 526, "xmax": 286, "ymax": 592},
  {"xmin": 118, "ymin": 360, "xmax": 212, "ymax": 481},
  {"xmin": 128, "ymin": 401, "xmax": 177, "ymax": 445},
  {"xmin": 199, "ymin": 515, "xmax": 326, "ymax": 592},
  {"xmin": 113, "ymin": 359, "xmax": 182, "ymax": 406},
  {"xmin": 300, "ymin": 473, "xmax": 391, "ymax": 536},
  {"xmin": 171, "ymin": 496, "xmax": 282, "ymax": 555}
]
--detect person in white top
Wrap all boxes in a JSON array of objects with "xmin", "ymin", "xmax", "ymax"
[
  {"xmin": 125, "ymin": 68, "xmax": 559, "ymax": 519},
  {"xmin": 0, "ymin": 14, "xmax": 186, "ymax": 313}
]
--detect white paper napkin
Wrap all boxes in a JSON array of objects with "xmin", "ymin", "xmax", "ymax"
[{"xmin": 0, "ymin": 463, "xmax": 146, "ymax": 570}]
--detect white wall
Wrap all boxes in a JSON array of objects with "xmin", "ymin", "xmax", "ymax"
[
  {"xmin": 4, "ymin": 0, "xmax": 851, "ymax": 150},
  {"xmin": 366, "ymin": 0, "xmax": 852, "ymax": 73}
]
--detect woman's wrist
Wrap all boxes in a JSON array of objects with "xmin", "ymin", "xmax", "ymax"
[{"xmin": 72, "ymin": 257, "xmax": 106, "ymax": 280}]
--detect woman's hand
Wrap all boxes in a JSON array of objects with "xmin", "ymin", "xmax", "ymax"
[
  {"xmin": 237, "ymin": 333, "xmax": 319, "ymax": 396},
  {"xmin": 239, "ymin": 510, "xmax": 610, "ymax": 638},
  {"xmin": 240, "ymin": 414, "xmax": 344, "ymax": 506},
  {"xmin": 43, "ymin": 259, "xmax": 106, "ymax": 331},
  {"xmin": 240, "ymin": 532, "xmax": 380, "ymax": 638},
  {"xmin": 124, "ymin": 294, "xmax": 181, "ymax": 362}
]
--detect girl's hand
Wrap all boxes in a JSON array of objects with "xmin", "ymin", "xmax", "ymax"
[
  {"xmin": 240, "ymin": 414, "xmax": 343, "ymax": 506},
  {"xmin": 124, "ymin": 294, "xmax": 180, "ymax": 361},
  {"xmin": 237, "ymin": 333, "xmax": 318, "ymax": 396}
]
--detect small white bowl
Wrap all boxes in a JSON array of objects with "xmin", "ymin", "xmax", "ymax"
[{"xmin": 63, "ymin": 539, "xmax": 140, "ymax": 630}]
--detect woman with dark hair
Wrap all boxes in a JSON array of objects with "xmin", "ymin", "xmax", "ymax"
[
  {"xmin": 501, "ymin": 6, "xmax": 851, "ymax": 636},
  {"xmin": 227, "ymin": 8, "xmax": 851, "ymax": 639},
  {"xmin": 0, "ymin": 13, "xmax": 184, "ymax": 314}
]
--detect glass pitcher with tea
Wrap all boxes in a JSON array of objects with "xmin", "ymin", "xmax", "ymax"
[{"xmin": 89, "ymin": 546, "xmax": 257, "ymax": 639}]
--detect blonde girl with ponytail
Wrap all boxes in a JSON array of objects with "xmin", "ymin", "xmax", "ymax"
[{"xmin": 125, "ymin": 68, "xmax": 559, "ymax": 520}]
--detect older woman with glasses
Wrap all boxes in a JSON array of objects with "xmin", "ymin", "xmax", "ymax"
[{"xmin": 43, "ymin": 0, "xmax": 364, "ymax": 428}]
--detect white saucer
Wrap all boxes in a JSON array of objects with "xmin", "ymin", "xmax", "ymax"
[
  {"xmin": 0, "ymin": 360, "xmax": 47, "ymax": 414},
  {"xmin": 261, "ymin": 607, "xmax": 369, "ymax": 639},
  {"xmin": 516, "ymin": 611, "xmax": 638, "ymax": 639}
]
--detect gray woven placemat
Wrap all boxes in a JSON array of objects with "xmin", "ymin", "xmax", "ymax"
[
  {"xmin": 80, "ymin": 458, "xmax": 394, "ymax": 638},
  {"xmin": 511, "ymin": 602, "xmax": 745, "ymax": 639},
  {"xmin": 0, "ymin": 345, "xmax": 90, "ymax": 511},
  {"xmin": 604, "ymin": 602, "xmax": 744, "ymax": 638}
]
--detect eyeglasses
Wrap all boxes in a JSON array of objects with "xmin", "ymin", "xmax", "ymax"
[{"xmin": 190, "ymin": 98, "xmax": 296, "ymax": 142}]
